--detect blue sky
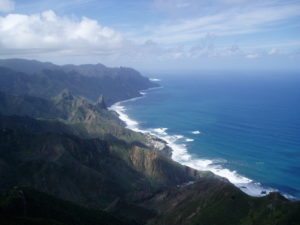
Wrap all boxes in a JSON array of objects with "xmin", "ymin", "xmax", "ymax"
[{"xmin": 0, "ymin": 0, "xmax": 300, "ymax": 72}]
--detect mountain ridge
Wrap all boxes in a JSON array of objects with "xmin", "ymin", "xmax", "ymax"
[{"xmin": 0, "ymin": 58, "xmax": 158, "ymax": 105}]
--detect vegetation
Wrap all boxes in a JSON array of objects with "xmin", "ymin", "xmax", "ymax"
[{"xmin": 144, "ymin": 179, "xmax": 300, "ymax": 225}]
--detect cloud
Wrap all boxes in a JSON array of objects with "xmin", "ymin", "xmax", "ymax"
[
  {"xmin": 0, "ymin": 0, "xmax": 15, "ymax": 12},
  {"xmin": 0, "ymin": 10, "xmax": 125, "ymax": 55},
  {"xmin": 141, "ymin": 0, "xmax": 300, "ymax": 48},
  {"xmin": 0, "ymin": 7, "xmax": 298, "ymax": 69}
]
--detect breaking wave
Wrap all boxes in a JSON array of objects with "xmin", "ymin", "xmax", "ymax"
[{"xmin": 109, "ymin": 89, "xmax": 284, "ymax": 198}]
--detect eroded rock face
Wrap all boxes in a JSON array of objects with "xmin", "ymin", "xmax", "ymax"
[
  {"xmin": 53, "ymin": 90, "xmax": 107, "ymax": 122},
  {"xmin": 96, "ymin": 95, "xmax": 107, "ymax": 109},
  {"xmin": 145, "ymin": 134, "xmax": 173, "ymax": 158}
]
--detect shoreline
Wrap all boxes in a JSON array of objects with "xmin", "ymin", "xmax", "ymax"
[{"xmin": 109, "ymin": 85, "xmax": 293, "ymax": 200}]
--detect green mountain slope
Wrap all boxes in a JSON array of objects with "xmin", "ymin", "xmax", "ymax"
[
  {"xmin": 143, "ymin": 179, "xmax": 300, "ymax": 225},
  {"xmin": 0, "ymin": 114, "xmax": 203, "ymax": 207},
  {"xmin": 0, "ymin": 90, "xmax": 144, "ymax": 142}
]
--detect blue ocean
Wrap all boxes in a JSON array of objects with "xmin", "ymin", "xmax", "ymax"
[{"xmin": 110, "ymin": 71, "xmax": 300, "ymax": 199}]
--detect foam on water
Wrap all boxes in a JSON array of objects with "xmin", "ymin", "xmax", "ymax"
[
  {"xmin": 153, "ymin": 128, "xmax": 168, "ymax": 135},
  {"xmin": 109, "ymin": 89, "xmax": 279, "ymax": 198},
  {"xmin": 109, "ymin": 103, "xmax": 143, "ymax": 133},
  {"xmin": 150, "ymin": 78, "xmax": 161, "ymax": 82},
  {"xmin": 185, "ymin": 138, "xmax": 194, "ymax": 142},
  {"xmin": 174, "ymin": 135, "xmax": 184, "ymax": 139}
]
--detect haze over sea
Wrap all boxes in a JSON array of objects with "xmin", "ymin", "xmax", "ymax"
[{"xmin": 111, "ymin": 71, "xmax": 300, "ymax": 199}]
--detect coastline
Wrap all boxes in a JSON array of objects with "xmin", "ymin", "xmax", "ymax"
[{"xmin": 109, "ymin": 84, "xmax": 292, "ymax": 199}]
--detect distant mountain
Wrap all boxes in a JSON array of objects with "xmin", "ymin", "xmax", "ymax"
[
  {"xmin": 0, "ymin": 58, "xmax": 59, "ymax": 74},
  {"xmin": 62, "ymin": 63, "xmax": 138, "ymax": 79},
  {"xmin": 0, "ymin": 59, "xmax": 158, "ymax": 105}
]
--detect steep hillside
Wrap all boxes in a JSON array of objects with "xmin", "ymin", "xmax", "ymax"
[
  {"xmin": 143, "ymin": 180, "xmax": 300, "ymax": 225},
  {"xmin": 0, "ymin": 91, "xmax": 61, "ymax": 119},
  {"xmin": 0, "ymin": 114, "xmax": 204, "ymax": 207},
  {"xmin": 0, "ymin": 90, "xmax": 178, "ymax": 155}
]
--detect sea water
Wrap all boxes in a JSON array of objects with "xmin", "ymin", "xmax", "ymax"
[{"xmin": 110, "ymin": 71, "xmax": 300, "ymax": 199}]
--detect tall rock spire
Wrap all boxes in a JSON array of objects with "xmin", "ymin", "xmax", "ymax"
[{"xmin": 96, "ymin": 95, "xmax": 107, "ymax": 109}]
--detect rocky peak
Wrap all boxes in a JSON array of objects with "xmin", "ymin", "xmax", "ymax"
[
  {"xmin": 96, "ymin": 95, "xmax": 107, "ymax": 109},
  {"xmin": 54, "ymin": 89, "xmax": 74, "ymax": 102}
]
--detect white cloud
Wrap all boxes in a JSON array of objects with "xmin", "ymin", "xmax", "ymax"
[
  {"xmin": 0, "ymin": 0, "xmax": 15, "ymax": 12},
  {"xmin": 0, "ymin": 7, "xmax": 298, "ymax": 69},
  {"xmin": 0, "ymin": 10, "xmax": 125, "ymax": 55},
  {"xmin": 144, "ymin": 1, "xmax": 300, "ymax": 45}
]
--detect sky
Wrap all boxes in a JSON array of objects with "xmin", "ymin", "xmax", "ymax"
[{"xmin": 0, "ymin": 0, "xmax": 300, "ymax": 72}]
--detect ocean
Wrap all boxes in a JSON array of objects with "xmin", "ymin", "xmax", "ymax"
[{"xmin": 110, "ymin": 71, "xmax": 300, "ymax": 199}]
